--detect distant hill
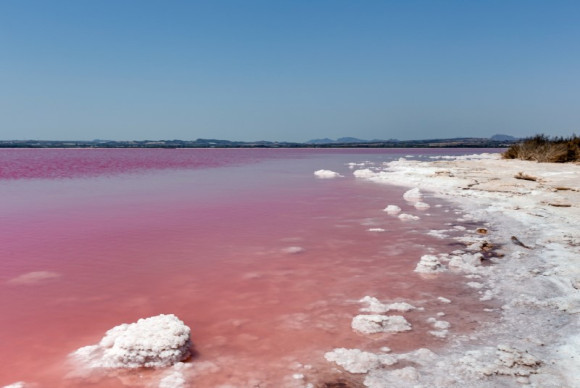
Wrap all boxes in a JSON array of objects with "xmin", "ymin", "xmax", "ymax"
[
  {"xmin": 490, "ymin": 134, "xmax": 518, "ymax": 141},
  {"xmin": 307, "ymin": 137, "xmax": 398, "ymax": 144}
]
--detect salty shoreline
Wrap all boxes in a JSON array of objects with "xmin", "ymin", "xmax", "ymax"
[{"xmin": 346, "ymin": 153, "xmax": 580, "ymax": 387}]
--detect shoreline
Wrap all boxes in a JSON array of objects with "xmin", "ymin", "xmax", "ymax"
[{"xmin": 347, "ymin": 153, "xmax": 580, "ymax": 387}]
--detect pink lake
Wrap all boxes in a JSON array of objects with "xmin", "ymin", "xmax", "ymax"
[{"xmin": 0, "ymin": 148, "xmax": 499, "ymax": 387}]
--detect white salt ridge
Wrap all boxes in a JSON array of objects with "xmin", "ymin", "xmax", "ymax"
[
  {"xmin": 383, "ymin": 204, "xmax": 401, "ymax": 215},
  {"xmin": 2, "ymin": 383, "xmax": 27, "ymax": 388},
  {"xmin": 367, "ymin": 228, "xmax": 386, "ymax": 232},
  {"xmin": 403, "ymin": 188, "xmax": 423, "ymax": 202},
  {"xmin": 353, "ymin": 169, "xmax": 376, "ymax": 178},
  {"xmin": 398, "ymin": 213, "xmax": 420, "ymax": 221},
  {"xmin": 324, "ymin": 348, "xmax": 397, "ymax": 373},
  {"xmin": 414, "ymin": 201, "xmax": 430, "ymax": 210},
  {"xmin": 72, "ymin": 314, "xmax": 191, "ymax": 369},
  {"xmin": 414, "ymin": 255, "xmax": 446, "ymax": 273},
  {"xmin": 359, "ymin": 296, "xmax": 416, "ymax": 313},
  {"xmin": 313, "ymin": 169, "xmax": 342, "ymax": 178},
  {"xmin": 351, "ymin": 314, "xmax": 412, "ymax": 334}
]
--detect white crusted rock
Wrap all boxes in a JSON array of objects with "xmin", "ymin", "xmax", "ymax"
[
  {"xmin": 403, "ymin": 188, "xmax": 423, "ymax": 202},
  {"xmin": 383, "ymin": 205, "xmax": 402, "ymax": 215},
  {"xmin": 324, "ymin": 348, "xmax": 396, "ymax": 373},
  {"xmin": 72, "ymin": 314, "xmax": 192, "ymax": 369},
  {"xmin": 351, "ymin": 314, "xmax": 412, "ymax": 334},
  {"xmin": 414, "ymin": 255, "xmax": 446, "ymax": 273},
  {"xmin": 314, "ymin": 169, "xmax": 342, "ymax": 178}
]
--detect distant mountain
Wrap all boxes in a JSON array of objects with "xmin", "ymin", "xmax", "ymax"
[
  {"xmin": 490, "ymin": 134, "xmax": 518, "ymax": 141},
  {"xmin": 306, "ymin": 138, "xmax": 336, "ymax": 144}
]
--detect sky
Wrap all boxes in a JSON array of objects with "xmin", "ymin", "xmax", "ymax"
[{"xmin": 0, "ymin": 1, "xmax": 579, "ymax": 142}]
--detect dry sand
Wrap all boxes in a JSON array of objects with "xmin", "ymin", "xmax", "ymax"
[{"xmin": 342, "ymin": 153, "xmax": 580, "ymax": 387}]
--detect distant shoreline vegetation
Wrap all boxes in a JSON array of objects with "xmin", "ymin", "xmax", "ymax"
[
  {"xmin": 0, "ymin": 136, "xmax": 516, "ymax": 149},
  {"xmin": 503, "ymin": 134, "xmax": 580, "ymax": 163}
]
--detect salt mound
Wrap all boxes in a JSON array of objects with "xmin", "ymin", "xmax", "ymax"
[
  {"xmin": 383, "ymin": 205, "xmax": 401, "ymax": 215},
  {"xmin": 314, "ymin": 169, "xmax": 342, "ymax": 178},
  {"xmin": 398, "ymin": 213, "xmax": 420, "ymax": 221},
  {"xmin": 359, "ymin": 296, "xmax": 416, "ymax": 313},
  {"xmin": 413, "ymin": 201, "xmax": 430, "ymax": 210},
  {"xmin": 353, "ymin": 169, "xmax": 376, "ymax": 178},
  {"xmin": 403, "ymin": 188, "xmax": 422, "ymax": 202},
  {"xmin": 72, "ymin": 314, "xmax": 192, "ymax": 369},
  {"xmin": 414, "ymin": 255, "xmax": 446, "ymax": 273},
  {"xmin": 324, "ymin": 348, "xmax": 396, "ymax": 373},
  {"xmin": 351, "ymin": 314, "xmax": 412, "ymax": 334}
]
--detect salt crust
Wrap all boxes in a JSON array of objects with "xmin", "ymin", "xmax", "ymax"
[
  {"xmin": 383, "ymin": 204, "xmax": 401, "ymax": 214},
  {"xmin": 403, "ymin": 187, "xmax": 423, "ymax": 202},
  {"xmin": 71, "ymin": 314, "xmax": 191, "ymax": 369},
  {"xmin": 351, "ymin": 152, "xmax": 580, "ymax": 387},
  {"xmin": 324, "ymin": 348, "xmax": 396, "ymax": 373},
  {"xmin": 414, "ymin": 255, "xmax": 446, "ymax": 273},
  {"xmin": 313, "ymin": 169, "xmax": 342, "ymax": 178},
  {"xmin": 351, "ymin": 314, "xmax": 412, "ymax": 334},
  {"xmin": 359, "ymin": 296, "xmax": 416, "ymax": 313},
  {"xmin": 414, "ymin": 201, "xmax": 431, "ymax": 210},
  {"xmin": 398, "ymin": 213, "xmax": 420, "ymax": 221}
]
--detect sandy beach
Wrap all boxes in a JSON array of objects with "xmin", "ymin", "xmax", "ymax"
[{"xmin": 340, "ymin": 152, "xmax": 580, "ymax": 387}]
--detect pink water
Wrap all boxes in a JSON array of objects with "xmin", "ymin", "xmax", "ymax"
[{"xmin": 0, "ymin": 149, "xmax": 498, "ymax": 387}]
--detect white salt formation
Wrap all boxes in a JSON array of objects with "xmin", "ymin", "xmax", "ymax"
[
  {"xmin": 414, "ymin": 255, "xmax": 446, "ymax": 273},
  {"xmin": 413, "ymin": 201, "xmax": 430, "ymax": 210},
  {"xmin": 313, "ymin": 169, "xmax": 342, "ymax": 178},
  {"xmin": 383, "ymin": 204, "xmax": 401, "ymax": 215},
  {"xmin": 353, "ymin": 168, "xmax": 376, "ymax": 178},
  {"xmin": 324, "ymin": 348, "xmax": 397, "ymax": 373},
  {"xmin": 403, "ymin": 187, "xmax": 422, "ymax": 202},
  {"xmin": 72, "ymin": 314, "xmax": 192, "ymax": 369},
  {"xmin": 351, "ymin": 314, "xmax": 412, "ymax": 334},
  {"xmin": 398, "ymin": 213, "xmax": 420, "ymax": 221},
  {"xmin": 359, "ymin": 296, "xmax": 416, "ymax": 313}
]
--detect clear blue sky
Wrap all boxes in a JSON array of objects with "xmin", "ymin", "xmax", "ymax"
[{"xmin": 1, "ymin": 1, "xmax": 579, "ymax": 142}]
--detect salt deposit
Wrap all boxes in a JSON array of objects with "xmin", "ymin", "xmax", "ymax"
[
  {"xmin": 382, "ymin": 204, "xmax": 401, "ymax": 214},
  {"xmin": 413, "ymin": 201, "xmax": 430, "ymax": 210},
  {"xmin": 414, "ymin": 255, "xmax": 446, "ymax": 273},
  {"xmin": 324, "ymin": 348, "xmax": 396, "ymax": 373},
  {"xmin": 359, "ymin": 296, "xmax": 416, "ymax": 313},
  {"xmin": 402, "ymin": 187, "xmax": 422, "ymax": 202},
  {"xmin": 352, "ymin": 168, "xmax": 376, "ymax": 178},
  {"xmin": 313, "ymin": 169, "xmax": 342, "ymax": 178},
  {"xmin": 71, "ymin": 314, "xmax": 192, "ymax": 369},
  {"xmin": 351, "ymin": 314, "xmax": 412, "ymax": 334},
  {"xmin": 351, "ymin": 151, "xmax": 580, "ymax": 387},
  {"xmin": 397, "ymin": 213, "xmax": 419, "ymax": 221}
]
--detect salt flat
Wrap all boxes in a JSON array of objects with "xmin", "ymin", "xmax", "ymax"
[{"xmin": 350, "ymin": 153, "xmax": 580, "ymax": 387}]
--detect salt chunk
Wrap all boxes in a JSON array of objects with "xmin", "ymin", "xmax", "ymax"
[
  {"xmin": 414, "ymin": 255, "xmax": 446, "ymax": 273},
  {"xmin": 324, "ymin": 348, "xmax": 396, "ymax": 373},
  {"xmin": 351, "ymin": 315, "xmax": 412, "ymax": 334},
  {"xmin": 314, "ymin": 169, "xmax": 342, "ymax": 178},
  {"xmin": 414, "ymin": 202, "xmax": 430, "ymax": 210},
  {"xmin": 398, "ymin": 213, "xmax": 420, "ymax": 221},
  {"xmin": 71, "ymin": 314, "xmax": 192, "ymax": 369},
  {"xmin": 403, "ymin": 188, "xmax": 423, "ymax": 202},
  {"xmin": 383, "ymin": 205, "xmax": 402, "ymax": 215}
]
